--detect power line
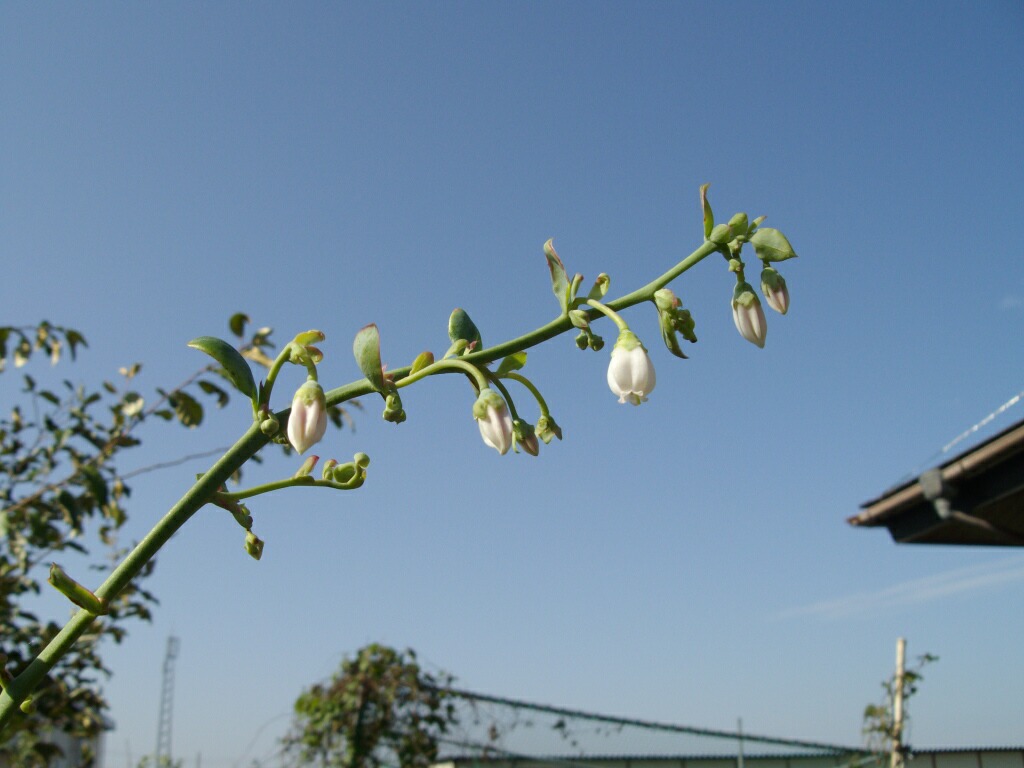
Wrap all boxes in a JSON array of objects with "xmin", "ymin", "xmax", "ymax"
[{"xmin": 443, "ymin": 688, "xmax": 857, "ymax": 754}]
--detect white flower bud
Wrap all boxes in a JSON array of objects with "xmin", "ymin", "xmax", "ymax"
[
  {"xmin": 760, "ymin": 267, "xmax": 790, "ymax": 315},
  {"xmin": 473, "ymin": 389, "xmax": 513, "ymax": 455},
  {"xmin": 287, "ymin": 380, "xmax": 328, "ymax": 454},
  {"xmin": 732, "ymin": 284, "xmax": 767, "ymax": 348},
  {"xmin": 606, "ymin": 330, "xmax": 656, "ymax": 405}
]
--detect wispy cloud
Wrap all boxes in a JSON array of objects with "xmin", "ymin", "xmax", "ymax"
[
  {"xmin": 777, "ymin": 556, "xmax": 1024, "ymax": 620},
  {"xmin": 999, "ymin": 295, "xmax": 1023, "ymax": 310}
]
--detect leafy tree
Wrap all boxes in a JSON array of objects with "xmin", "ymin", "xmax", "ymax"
[
  {"xmin": 862, "ymin": 650, "xmax": 937, "ymax": 766},
  {"xmin": 282, "ymin": 644, "xmax": 458, "ymax": 768},
  {"xmin": 0, "ymin": 318, "xmax": 353, "ymax": 767}
]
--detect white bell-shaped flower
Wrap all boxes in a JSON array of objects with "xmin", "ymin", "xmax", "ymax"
[{"xmin": 606, "ymin": 329, "xmax": 656, "ymax": 405}]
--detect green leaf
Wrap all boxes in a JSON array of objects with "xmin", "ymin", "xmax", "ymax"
[
  {"xmin": 447, "ymin": 308, "xmax": 482, "ymax": 351},
  {"xmin": 64, "ymin": 329, "xmax": 87, "ymax": 359},
  {"xmin": 700, "ymin": 183, "xmax": 714, "ymax": 239},
  {"xmin": 81, "ymin": 466, "xmax": 109, "ymax": 506},
  {"xmin": 749, "ymin": 227, "xmax": 798, "ymax": 262},
  {"xmin": 169, "ymin": 390, "xmax": 203, "ymax": 427},
  {"xmin": 187, "ymin": 336, "xmax": 258, "ymax": 401},
  {"xmin": 229, "ymin": 312, "xmax": 250, "ymax": 338},
  {"xmin": 410, "ymin": 351, "xmax": 434, "ymax": 375},
  {"xmin": 198, "ymin": 379, "xmax": 230, "ymax": 408},
  {"xmin": 586, "ymin": 274, "xmax": 610, "ymax": 301},
  {"xmin": 543, "ymin": 239, "xmax": 570, "ymax": 314},
  {"xmin": 495, "ymin": 352, "xmax": 527, "ymax": 376},
  {"xmin": 353, "ymin": 324, "xmax": 386, "ymax": 393}
]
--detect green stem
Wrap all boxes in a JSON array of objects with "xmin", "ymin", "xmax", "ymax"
[
  {"xmin": 394, "ymin": 357, "xmax": 489, "ymax": 392},
  {"xmin": 485, "ymin": 374, "xmax": 520, "ymax": 421},
  {"xmin": 0, "ymin": 237, "xmax": 719, "ymax": 733},
  {"xmin": 260, "ymin": 344, "xmax": 295, "ymax": 409},
  {"xmin": 502, "ymin": 372, "xmax": 551, "ymax": 417},
  {"xmin": 217, "ymin": 475, "xmax": 361, "ymax": 501},
  {"xmin": 323, "ymin": 239, "xmax": 719, "ymax": 407},
  {"xmin": 585, "ymin": 299, "xmax": 629, "ymax": 331},
  {"xmin": 0, "ymin": 422, "xmax": 270, "ymax": 731}
]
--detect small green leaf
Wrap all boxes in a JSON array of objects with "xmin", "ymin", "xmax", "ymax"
[
  {"xmin": 447, "ymin": 309, "xmax": 482, "ymax": 351},
  {"xmin": 197, "ymin": 379, "xmax": 230, "ymax": 408},
  {"xmin": 700, "ymin": 183, "xmax": 714, "ymax": 239},
  {"xmin": 749, "ymin": 227, "xmax": 798, "ymax": 262},
  {"xmin": 495, "ymin": 352, "xmax": 527, "ymax": 376},
  {"xmin": 586, "ymin": 274, "xmax": 610, "ymax": 301},
  {"xmin": 169, "ymin": 390, "xmax": 203, "ymax": 427},
  {"xmin": 187, "ymin": 336, "xmax": 257, "ymax": 401},
  {"xmin": 410, "ymin": 351, "xmax": 434, "ymax": 374},
  {"xmin": 544, "ymin": 239, "xmax": 570, "ymax": 314},
  {"xmin": 64, "ymin": 329, "xmax": 87, "ymax": 359},
  {"xmin": 81, "ymin": 466, "xmax": 109, "ymax": 506},
  {"xmin": 229, "ymin": 313, "xmax": 250, "ymax": 338},
  {"xmin": 353, "ymin": 324, "xmax": 386, "ymax": 393}
]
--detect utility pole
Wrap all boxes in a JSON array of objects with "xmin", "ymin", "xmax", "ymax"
[
  {"xmin": 155, "ymin": 635, "xmax": 181, "ymax": 766},
  {"xmin": 890, "ymin": 637, "xmax": 906, "ymax": 768}
]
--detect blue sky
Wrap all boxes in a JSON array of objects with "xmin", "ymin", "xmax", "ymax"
[{"xmin": 2, "ymin": 2, "xmax": 1024, "ymax": 766}]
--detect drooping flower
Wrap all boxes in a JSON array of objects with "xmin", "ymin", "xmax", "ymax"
[
  {"xmin": 760, "ymin": 267, "xmax": 790, "ymax": 315},
  {"xmin": 732, "ymin": 283, "xmax": 768, "ymax": 348},
  {"xmin": 512, "ymin": 419, "xmax": 540, "ymax": 456},
  {"xmin": 606, "ymin": 329, "xmax": 656, "ymax": 405},
  {"xmin": 287, "ymin": 380, "xmax": 328, "ymax": 454},
  {"xmin": 473, "ymin": 388, "xmax": 513, "ymax": 455}
]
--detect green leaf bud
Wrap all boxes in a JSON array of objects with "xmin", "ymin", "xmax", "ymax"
[
  {"xmin": 410, "ymin": 350, "xmax": 434, "ymax": 374},
  {"xmin": 48, "ymin": 564, "xmax": 107, "ymax": 615},
  {"xmin": 568, "ymin": 309, "xmax": 591, "ymax": 330},
  {"xmin": 575, "ymin": 331, "xmax": 589, "ymax": 350},
  {"xmin": 728, "ymin": 212, "xmax": 749, "ymax": 240},
  {"xmin": 245, "ymin": 531, "xmax": 264, "ymax": 561},
  {"xmin": 709, "ymin": 223, "xmax": 733, "ymax": 246},
  {"xmin": 354, "ymin": 452, "xmax": 370, "ymax": 469},
  {"xmin": 588, "ymin": 334, "xmax": 605, "ymax": 351},
  {"xmin": 700, "ymin": 183, "xmax": 714, "ymax": 239},
  {"xmin": 353, "ymin": 324, "xmax": 386, "ymax": 393},
  {"xmin": 535, "ymin": 414, "xmax": 563, "ymax": 444},
  {"xmin": 322, "ymin": 458, "xmax": 339, "ymax": 481},
  {"xmin": 448, "ymin": 308, "xmax": 483, "ymax": 351},
  {"xmin": 293, "ymin": 454, "xmax": 320, "ymax": 478},
  {"xmin": 259, "ymin": 414, "xmax": 280, "ymax": 436},
  {"xmin": 587, "ymin": 273, "xmax": 610, "ymax": 300}
]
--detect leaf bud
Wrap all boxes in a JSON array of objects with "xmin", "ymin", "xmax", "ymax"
[
  {"xmin": 321, "ymin": 458, "xmax": 339, "ymax": 481},
  {"xmin": 728, "ymin": 212, "xmax": 749, "ymax": 240},
  {"xmin": 245, "ymin": 531, "xmax": 264, "ymax": 561},
  {"xmin": 535, "ymin": 414, "xmax": 563, "ymax": 444},
  {"xmin": 259, "ymin": 414, "xmax": 280, "ymax": 436}
]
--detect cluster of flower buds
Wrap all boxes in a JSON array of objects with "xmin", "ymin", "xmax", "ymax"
[{"xmin": 700, "ymin": 185, "xmax": 797, "ymax": 349}]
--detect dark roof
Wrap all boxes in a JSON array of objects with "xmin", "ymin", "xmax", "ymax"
[{"xmin": 849, "ymin": 418, "xmax": 1024, "ymax": 546}]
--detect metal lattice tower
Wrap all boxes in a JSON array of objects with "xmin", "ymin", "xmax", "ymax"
[{"xmin": 154, "ymin": 635, "xmax": 180, "ymax": 765}]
